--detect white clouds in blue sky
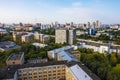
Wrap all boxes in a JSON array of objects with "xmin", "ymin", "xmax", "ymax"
[{"xmin": 0, "ymin": 0, "xmax": 119, "ymax": 24}]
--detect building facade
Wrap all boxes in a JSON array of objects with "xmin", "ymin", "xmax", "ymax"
[
  {"xmin": 55, "ymin": 28, "xmax": 76, "ymax": 45},
  {"xmin": 55, "ymin": 29, "xmax": 68, "ymax": 44},
  {"xmin": 0, "ymin": 61, "xmax": 101, "ymax": 80}
]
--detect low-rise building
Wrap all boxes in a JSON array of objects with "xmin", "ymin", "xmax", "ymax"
[
  {"xmin": 21, "ymin": 33, "xmax": 34, "ymax": 43},
  {"xmin": 0, "ymin": 61, "xmax": 101, "ymax": 80},
  {"xmin": 27, "ymin": 57, "xmax": 48, "ymax": 64},
  {"xmin": 79, "ymin": 41, "xmax": 120, "ymax": 54},
  {"xmin": 42, "ymin": 35, "xmax": 50, "ymax": 43},
  {"xmin": 34, "ymin": 32, "xmax": 50, "ymax": 43},
  {"xmin": 13, "ymin": 32, "xmax": 27, "ymax": 41},
  {"xmin": 57, "ymin": 51, "xmax": 78, "ymax": 61},
  {"xmin": 32, "ymin": 42, "xmax": 47, "ymax": 48},
  {"xmin": 15, "ymin": 25, "xmax": 34, "ymax": 31},
  {"xmin": 48, "ymin": 46, "xmax": 74, "ymax": 59},
  {"xmin": 0, "ymin": 41, "xmax": 21, "ymax": 51},
  {"xmin": 69, "ymin": 50, "xmax": 81, "ymax": 60},
  {"xmin": 0, "ymin": 28, "xmax": 7, "ymax": 35},
  {"xmin": 6, "ymin": 52, "xmax": 24, "ymax": 65}
]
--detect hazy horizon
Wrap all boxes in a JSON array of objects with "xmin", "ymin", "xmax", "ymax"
[{"xmin": 0, "ymin": 0, "xmax": 120, "ymax": 24}]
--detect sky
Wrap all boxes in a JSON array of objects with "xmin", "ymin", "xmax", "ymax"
[{"xmin": 0, "ymin": 0, "xmax": 120, "ymax": 24}]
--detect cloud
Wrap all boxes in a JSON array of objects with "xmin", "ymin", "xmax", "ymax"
[
  {"xmin": 56, "ymin": 1, "xmax": 106, "ymax": 23},
  {"xmin": 72, "ymin": 2, "xmax": 82, "ymax": 7},
  {"xmin": 58, "ymin": 7, "xmax": 104, "ymax": 18}
]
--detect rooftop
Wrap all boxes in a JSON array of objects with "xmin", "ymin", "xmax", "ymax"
[
  {"xmin": 0, "ymin": 41, "xmax": 21, "ymax": 51},
  {"xmin": 0, "ymin": 29, "xmax": 7, "ymax": 32},
  {"xmin": 7, "ymin": 52, "xmax": 24, "ymax": 61},
  {"xmin": 48, "ymin": 46, "xmax": 73, "ymax": 54},
  {"xmin": 70, "ymin": 64, "xmax": 93, "ymax": 80},
  {"xmin": 80, "ymin": 41, "xmax": 120, "ymax": 49},
  {"xmin": 58, "ymin": 51, "xmax": 78, "ymax": 61},
  {"xmin": 32, "ymin": 42, "xmax": 47, "ymax": 47},
  {"xmin": 0, "ymin": 61, "xmax": 101, "ymax": 80}
]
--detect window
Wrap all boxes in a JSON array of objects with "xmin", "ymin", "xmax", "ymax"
[{"xmin": 12, "ymin": 62, "xmax": 15, "ymax": 64}]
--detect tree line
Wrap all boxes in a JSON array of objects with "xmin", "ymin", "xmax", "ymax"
[{"xmin": 78, "ymin": 48, "xmax": 120, "ymax": 80}]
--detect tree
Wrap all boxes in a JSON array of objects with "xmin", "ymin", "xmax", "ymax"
[
  {"xmin": 111, "ymin": 64, "xmax": 120, "ymax": 80},
  {"xmin": 110, "ymin": 54, "xmax": 117, "ymax": 66}
]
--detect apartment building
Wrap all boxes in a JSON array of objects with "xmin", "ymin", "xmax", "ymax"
[
  {"xmin": 0, "ymin": 61, "xmax": 101, "ymax": 80},
  {"xmin": 15, "ymin": 24, "xmax": 33, "ymax": 31},
  {"xmin": 55, "ymin": 28, "xmax": 76, "ymax": 45},
  {"xmin": 6, "ymin": 52, "xmax": 24, "ymax": 65},
  {"xmin": 13, "ymin": 32, "xmax": 27, "ymax": 41},
  {"xmin": 55, "ymin": 29, "xmax": 68, "ymax": 44},
  {"xmin": 13, "ymin": 32, "xmax": 50, "ymax": 43},
  {"xmin": 34, "ymin": 32, "xmax": 50, "ymax": 43},
  {"xmin": 21, "ymin": 33, "xmax": 34, "ymax": 43}
]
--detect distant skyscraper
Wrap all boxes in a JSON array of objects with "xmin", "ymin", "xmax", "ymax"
[
  {"xmin": 55, "ymin": 28, "xmax": 76, "ymax": 45},
  {"xmin": 87, "ymin": 22, "xmax": 91, "ymax": 28},
  {"xmin": 70, "ymin": 22, "xmax": 74, "ymax": 26},
  {"xmin": 92, "ymin": 22, "xmax": 96, "ymax": 29},
  {"xmin": 96, "ymin": 20, "xmax": 101, "ymax": 28}
]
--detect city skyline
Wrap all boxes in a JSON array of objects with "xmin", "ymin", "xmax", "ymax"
[{"xmin": 0, "ymin": 0, "xmax": 120, "ymax": 24}]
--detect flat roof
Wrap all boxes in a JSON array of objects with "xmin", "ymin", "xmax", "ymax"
[
  {"xmin": 7, "ymin": 52, "xmax": 24, "ymax": 61},
  {"xmin": 79, "ymin": 40, "xmax": 120, "ymax": 49},
  {"xmin": 0, "ymin": 41, "xmax": 21, "ymax": 51},
  {"xmin": 32, "ymin": 42, "xmax": 47, "ymax": 47}
]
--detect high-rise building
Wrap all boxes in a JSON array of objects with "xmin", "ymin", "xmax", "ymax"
[
  {"xmin": 55, "ymin": 29, "xmax": 68, "ymax": 44},
  {"xmin": 87, "ymin": 22, "xmax": 91, "ymax": 28},
  {"xmin": 68, "ymin": 29, "xmax": 76, "ymax": 45},
  {"xmin": 55, "ymin": 28, "xmax": 76, "ymax": 45},
  {"xmin": 92, "ymin": 22, "xmax": 96, "ymax": 29},
  {"xmin": 96, "ymin": 20, "xmax": 101, "ymax": 28}
]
